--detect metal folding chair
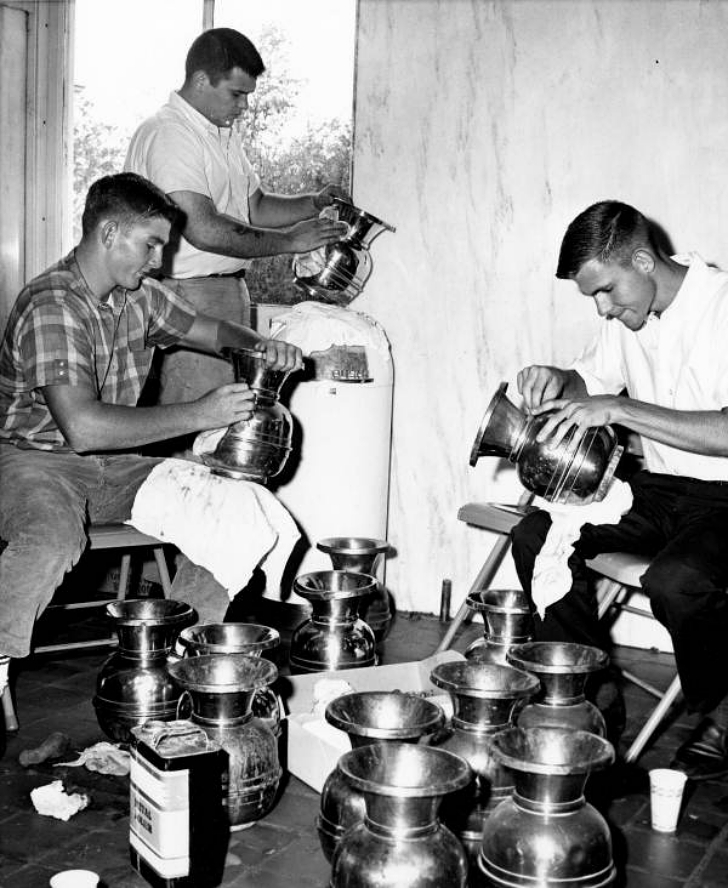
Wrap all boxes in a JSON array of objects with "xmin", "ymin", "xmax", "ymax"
[{"xmin": 443, "ymin": 499, "xmax": 681, "ymax": 763}]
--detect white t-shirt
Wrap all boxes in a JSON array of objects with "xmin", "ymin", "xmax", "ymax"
[
  {"xmin": 125, "ymin": 92, "xmax": 261, "ymax": 279},
  {"xmin": 572, "ymin": 253, "xmax": 728, "ymax": 481}
]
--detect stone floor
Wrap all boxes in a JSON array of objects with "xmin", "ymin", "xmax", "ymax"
[{"xmin": 1, "ymin": 598, "xmax": 728, "ymax": 887}]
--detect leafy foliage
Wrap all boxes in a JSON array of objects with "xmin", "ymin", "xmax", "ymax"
[
  {"xmin": 73, "ymin": 85, "xmax": 129, "ymax": 242},
  {"xmin": 237, "ymin": 25, "xmax": 352, "ymax": 303}
]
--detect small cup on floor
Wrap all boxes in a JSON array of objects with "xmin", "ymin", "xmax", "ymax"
[
  {"xmin": 50, "ymin": 870, "xmax": 99, "ymax": 888},
  {"xmin": 649, "ymin": 768, "xmax": 687, "ymax": 833}
]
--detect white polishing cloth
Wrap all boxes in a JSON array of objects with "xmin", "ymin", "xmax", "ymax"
[
  {"xmin": 269, "ymin": 301, "xmax": 391, "ymax": 361},
  {"xmin": 30, "ymin": 780, "xmax": 89, "ymax": 821},
  {"xmin": 532, "ymin": 479, "xmax": 634, "ymax": 620},
  {"xmin": 0, "ymin": 657, "xmax": 8, "ymax": 694},
  {"xmin": 311, "ymin": 678, "xmax": 355, "ymax": 719},
  {"xmin": 127, "ymin": 458, "xmax": 300, "ymax": 600},
  {"xmin": 192, "ymin": 427, "xmax": 226, "ymax": 457}
]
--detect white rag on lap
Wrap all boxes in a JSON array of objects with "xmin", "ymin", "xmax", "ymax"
[
  {"xmin": 532, "ymin": 479, "xmax": 634, "ymax": 620},
  {"xmin": 127, "ymin": 458, "xmax": 300, "ymax": 600}
]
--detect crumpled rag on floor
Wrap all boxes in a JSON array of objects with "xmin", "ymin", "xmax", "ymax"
[
  {"xmin": 30, "ymin": 780, "xmax": 89, "ymax": 821},
  {"xmin": 54, "ymin": 741, "xmax": 130, "ymax": 777}
]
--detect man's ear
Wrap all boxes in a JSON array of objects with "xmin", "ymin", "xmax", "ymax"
[
  {"xmin": 631, "ymin": 248, "xmax": 655, "ymax": 275},
  {"xmin": 100, "ymin": 220, "xmax": 117, "ymax": 248},
  {"xmin": 191, "ymin": 70, "xmax": 209, "ymax": 92}
]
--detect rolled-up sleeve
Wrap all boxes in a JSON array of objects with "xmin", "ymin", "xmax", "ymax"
[
  {"xmin": 145, "ymin": 280, "xmax": 198, "ymax": 348},
  {"xmin": 18, "ymin": 297, "xmax": 96, "ymax": 391},
  {"xmin": 136, "ymin": 123, "xmax": 211, "ymax": 196}
]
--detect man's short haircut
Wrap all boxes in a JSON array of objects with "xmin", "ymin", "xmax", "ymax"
[
  {"xmin": 556, "ymin": 201, "xmax": 656, "ymax": 279},
  {"xmin": 81, "ymin": 173, "xmax": 180, "ymax": 237},
  {"xmin": 185, "ymin": 28, "xmax": 265, "ymax": 85}
]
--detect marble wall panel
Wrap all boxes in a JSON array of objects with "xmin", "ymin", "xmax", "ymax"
[{"xmin": 351, "ymin": 0, "xmax": 728, "ymax": 614}]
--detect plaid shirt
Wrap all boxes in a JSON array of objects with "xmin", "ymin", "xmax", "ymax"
[{"xmin": 0, "ymin": 251, "xmax": 197, "ymax": 451}]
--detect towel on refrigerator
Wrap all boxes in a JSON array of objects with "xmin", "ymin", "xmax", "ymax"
[{"xmin": 127, "ymin": 458, "xmax": 300, "ymax": 599}]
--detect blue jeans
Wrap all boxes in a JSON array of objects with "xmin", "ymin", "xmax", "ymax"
[{"xmin": 0, "ymin": 444, "xmax": 231, "ymax": 657}]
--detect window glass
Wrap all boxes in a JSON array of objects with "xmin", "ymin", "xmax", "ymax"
[
  {"xmin": 73, "ymin": 0, "xmax": 203, "ymax": 239},
  {"xmin": 73, "ymin": 0, "xmax": 356, "ymax": 304},
  {"xmin": 213, "ymin": 0, "xmax": 355, "ymax": 138},
  {"xmin": 213, "ymin": 0, "xmax": 356, "ymax": 302}
]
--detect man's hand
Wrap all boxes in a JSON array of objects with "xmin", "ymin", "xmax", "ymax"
[
  {"xmin": 287, "ymin": 216, "xmax": 349, "ymax": 252},
  {"xmin": 517, "ymin": 365, "xmax": 571, "ymax": 411},
  {"xmin": 532, "ymin": 395, "xmax": 621, "ymax": 447},
  {"xmin": 253, "ymin": 339, "xmax": 304, "ymax": 372},
  {"xmin": 196, "ymin": 383, "xmax": 257, "ymax": 428},
  {"xmin": 313, "ymin": 184, "xmax": 351, "ymax": 210}
]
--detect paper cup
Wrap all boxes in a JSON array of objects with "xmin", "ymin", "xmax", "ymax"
[
  {"xmin": 50, "ymin": 870, "xmax": 99, "ymax": 888},
  {"xmin": 649, "ymin": 768, "xmax": 687, "ymax": 833}
]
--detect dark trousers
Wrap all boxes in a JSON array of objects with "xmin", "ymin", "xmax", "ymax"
[{"xmin": 511, "ymin": 471, "xmax": 728, "ymax": 714}]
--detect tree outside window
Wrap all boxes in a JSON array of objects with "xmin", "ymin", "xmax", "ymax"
[{"xmin": 73, "ymin": 1, "xmax": 354, "ymax": 304}]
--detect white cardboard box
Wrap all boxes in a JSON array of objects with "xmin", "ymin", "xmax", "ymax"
[{"xmin": 281, "ymin": 651, "xmax": 464, "ymax": 793}]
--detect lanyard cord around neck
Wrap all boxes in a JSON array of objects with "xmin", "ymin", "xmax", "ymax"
[
  {"xmin": 75, "ymin": 253, "xmax": 127, "ymax": 399},
  {"xmin": 94, "ymin": 292, "xmax": 127, "ymax": 399}
]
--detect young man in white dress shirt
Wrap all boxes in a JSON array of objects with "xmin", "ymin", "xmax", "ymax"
[
  {"xmin": 511, "ymin": 200, "xmax": 728, "ymax": 779},
  {"xmin": 125, "ymin": 28, "xmax": 348, "ymax": 435}
]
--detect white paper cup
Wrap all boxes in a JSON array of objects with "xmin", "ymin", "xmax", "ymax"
[
  {"xmin": 649, "ymin": 768, "xmax": 688, "ymax": 832},
  {"xmin": 50, "ymin": 870, "xmax": 99, "ymax": 888}
]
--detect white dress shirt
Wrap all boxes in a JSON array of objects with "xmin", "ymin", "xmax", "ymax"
[
  {"xmin": 572, "ymin": 253, "xmax": 728, "ymax": 481},
  {"xmin": 125, "ymin": 92, "xmax": 261, "ymax": 279}
]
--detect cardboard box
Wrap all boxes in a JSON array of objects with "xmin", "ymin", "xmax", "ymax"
[{"xmin": 280, "ymin": 651, "xmax": 464, "ymax": 793}]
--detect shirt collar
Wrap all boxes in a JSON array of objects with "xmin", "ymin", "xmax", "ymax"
[
  {"xmin": 660, "ymin": 252, "xmax": 711, "ymax": 323},
  {"xmin": 66, "ymin": 250, "xmax": 127, "ymax": 309},
  {"xmin": 168, "ymin": 90, "xmax": 229, "ymax": 139}
]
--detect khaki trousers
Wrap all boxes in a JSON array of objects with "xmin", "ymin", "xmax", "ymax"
[
  {"xmin": 158, "ymin": 275, "xmax": 252, "ymax": 404},
  {"xmin": 149, "ymin": 276, "xmax": 252, "ymax": 455}
]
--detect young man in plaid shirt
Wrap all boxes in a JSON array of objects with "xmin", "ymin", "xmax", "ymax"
[{"xmin": 0, "ymin": 172, "xmax": 301, "ymax": 706}]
